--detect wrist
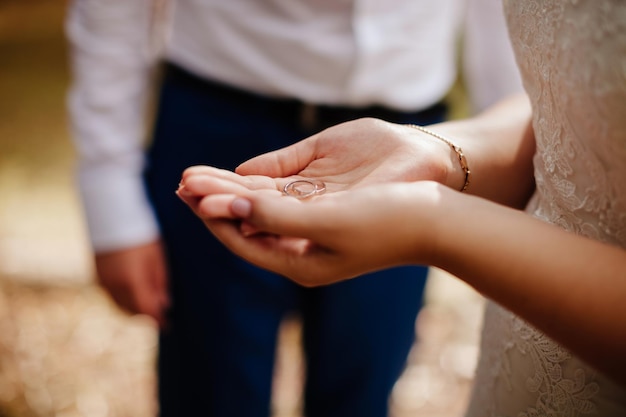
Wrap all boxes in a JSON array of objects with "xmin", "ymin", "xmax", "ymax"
[
  {"xmin": 408, "ymin": 125, "xmax": 471, "ymax": 192},
  {"xmin": 398, "ymin": 181, "xmax": 452, "ymax": 267}
]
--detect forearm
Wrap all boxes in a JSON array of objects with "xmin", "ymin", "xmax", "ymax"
[
  {"xmin": 426, "ymin": 94, "xmax": 536, "ymax": 208},
  {"xmin": 429, "ymin": 190, "xmax": 626, "ymax": 383},
  {"xmin": 66, "ymin": 0, "xmax": 159, "ymax": 252}
]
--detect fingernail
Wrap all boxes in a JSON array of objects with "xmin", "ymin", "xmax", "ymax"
[
  {"xmin": 176, "ymin": 184, "xmax": 192, "ymax": 197},
  {"xmin": 231, "ymin": 198, "xmax": 252, "ymax": 217}
]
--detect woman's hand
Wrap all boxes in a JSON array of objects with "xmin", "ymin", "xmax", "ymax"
[
  {"xmin": 234, "ymin": 118, "xmax": 459, "ymax": 192},
  {"xmin": 178, "ymin": 178, "xmax": 449, "ymax": 287},
  {"xmin": 182, "ymin": 97, "xmax": 536, "ymax": 210}
]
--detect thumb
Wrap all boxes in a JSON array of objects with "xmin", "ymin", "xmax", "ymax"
[{"xmin": 236, "ymin": 137, "xmax": 317, "ymax": 177}]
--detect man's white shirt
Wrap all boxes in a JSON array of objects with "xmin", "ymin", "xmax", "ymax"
[{"xmin": 66, "ymin": 0, "xmax": 521, "ymax": 253}]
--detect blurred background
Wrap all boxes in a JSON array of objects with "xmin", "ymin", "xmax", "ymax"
[{"xmin": 0, "ymin": 1, "xmax": 484, "ymax": 416}]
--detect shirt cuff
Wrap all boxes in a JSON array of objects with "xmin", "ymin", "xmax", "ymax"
[{"xmin": 77, "ymin": 164, "xmax": 160, "ymax": 253}]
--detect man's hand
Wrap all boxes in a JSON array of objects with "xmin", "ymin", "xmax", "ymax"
[{"xmin": 95, "ymin": 240, "xmax": 170, "ymax": 328}]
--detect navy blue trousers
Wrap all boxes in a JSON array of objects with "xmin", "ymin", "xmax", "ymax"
[{"xmin": 145, "ymin": 65, "xmax": 446, "ymax": 417}]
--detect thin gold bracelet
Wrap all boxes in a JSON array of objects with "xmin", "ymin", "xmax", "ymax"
[{"xmin": 409, "ymin": 124, "xmax": 471, "ymax": 192}]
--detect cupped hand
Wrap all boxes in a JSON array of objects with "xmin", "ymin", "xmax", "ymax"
[
  {"xmin": 235, "ymin": 118, "xmax": 454, "ymax": 191},
  {"xmin": 178, "ymin": 118, "xmax": 456, "ymax": 216},
  {"xmin": 178, "ymin": 180, "xmax": 449, "ymax": 287},
  {"xmin": 176, "ymin": 117, "xmax": 460, "ymax": 286}
]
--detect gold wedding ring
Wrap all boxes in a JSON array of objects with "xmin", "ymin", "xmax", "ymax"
[{"xmin": 282, "ymin": 179, "xmax": 326, "ymax": 199}]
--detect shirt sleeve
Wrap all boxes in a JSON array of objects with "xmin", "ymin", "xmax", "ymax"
[
  {"xmin": 65, "ymin": 0, "xmax": 160, "ymax": 253},
  {"xmin": 461, "ymin": 0, "xmax": 524, "ymax": 113}
]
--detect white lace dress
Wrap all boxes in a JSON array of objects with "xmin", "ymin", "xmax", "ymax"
[{"xmin": 465, "ymin": 1, "xmax": 626, "ymax": 416}]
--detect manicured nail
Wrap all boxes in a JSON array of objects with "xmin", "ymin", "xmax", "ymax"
[
  {"xmin": 176, "ymin": 184, "xmax": 192, "ymax": 197},
  {"xmin": 231, "ymin": 198, "xmax": 252, "ymax": 217}
]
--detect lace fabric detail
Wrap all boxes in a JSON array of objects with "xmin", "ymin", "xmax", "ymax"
[
  {"xmin": 466, "ymin": 303, "xmax": 611, "ymax": 417},
  {"xmin": 509, "ymin": 0, "xmax": 626, "ymax": 248},
  {"xmin": 465, "ymin": 1, "xmax": 626, "ymax": 416}
]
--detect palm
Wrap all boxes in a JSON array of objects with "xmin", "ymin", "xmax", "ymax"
[
  {"xmin": 236, "ymin": 119, "xmax": 447, "ymax": 193},
  {"xmin": 288, "ymin": 138, "xmax": 413, "ymax": 191}
]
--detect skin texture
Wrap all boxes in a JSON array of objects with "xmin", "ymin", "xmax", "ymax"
[
  {"xmin": 95, "ymin": 240, "xmax": 170, "ymax": 328},
  {"xmin": 233, "ymin": 96, "xmax": 536, "ymax": 208},
  {"xmin": 176, "ymin": 95, "xmax": 626, "ymax": 385},
  {"xmin": 179, "ymin": 179, "xmax": 626, "ymax": 384}
]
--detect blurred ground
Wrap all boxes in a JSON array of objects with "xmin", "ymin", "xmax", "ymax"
[{"xmin": 0, "ymin": 1, "xmax": 484, "ymax": 416}]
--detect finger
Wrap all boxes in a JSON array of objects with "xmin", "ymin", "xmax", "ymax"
[
  {"xmin": 131, "ymin": 286, "xmax": 165, "ymax": 326},
  {"xmin": 176, "ymin": 173, "xmax": 272, "ymax": 214},
  {"xmin": 181, "ymin": 171, "xmax": 310, "ymax": 197},
  {"xmin": 182, "ymin": 165, "xmax": 280, "ymax": 191},
  {"xmin": 238, "ymin": 193, "xmax": 340, "ymax": 243},
  {"xmin": 196, "ymin": 194, "xmax": 245, "ymax": 219},
  {"xmin": 127, "ymin": 268, "xmax": 169, "ymax": 327},
  {"xmin": 236, "ymin": 134, "xmax": 319, "ymax": 177},
  {"xmin": 177, "ymin": 175, "xmax": 263, "ymax": 214},
  {"xmin": 240, "ymin": 220, "xmax": 262, "ymax": 237},
  {"xmin": 96, "ymin": 272, "xmax": 137, "ymax": 314},
  {"xmin": 108, "ymin": 288, "xmax": 138, "ymax": 316},
  {"xmin": 150, "ymin": 253, "xmax": 171, "ymax": 328},
  {"xmin": 181, "ymin": 165, "xmax": 237, "ymax": 182},
  {"xmin": 176, "ymin": 188, "xmax": 203, "ymax": 212},
  {"xmin": 204, "ymin": 218, "xmax": 322, "ymax": 278}
]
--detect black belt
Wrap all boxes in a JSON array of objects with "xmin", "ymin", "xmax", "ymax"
[{"xmin": 163, "ymin": 62, "xmax": 447, "ymax": 132}]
